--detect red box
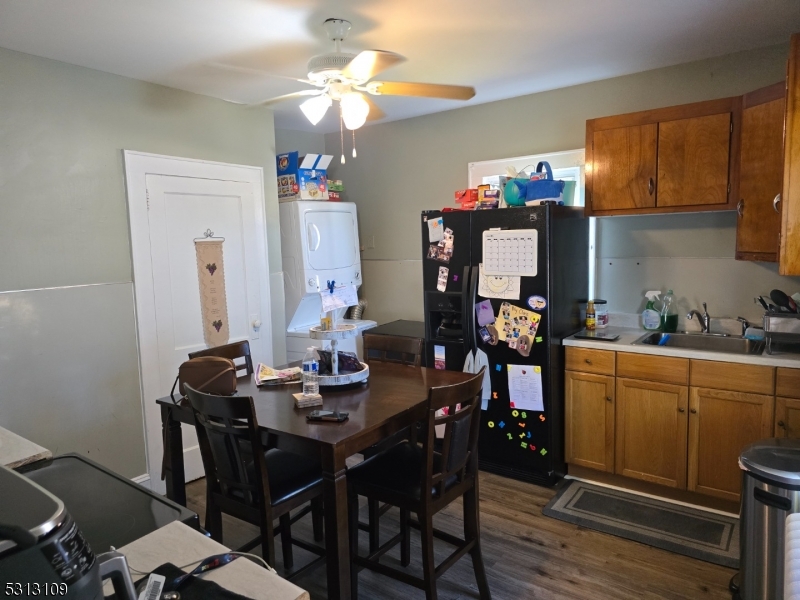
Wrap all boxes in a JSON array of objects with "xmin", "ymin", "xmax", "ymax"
[
  {"xmin": 328, "ymin": 191, "xmax": 341, "ymax": 201},
  {"xmin": 454, "ymin": 189, "xmax": 478, "ymax": 204}
]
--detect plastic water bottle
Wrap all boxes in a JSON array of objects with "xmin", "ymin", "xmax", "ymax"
[{"xmin": 302, "ymin": 347, "xmax": 319, "ymax": 396}]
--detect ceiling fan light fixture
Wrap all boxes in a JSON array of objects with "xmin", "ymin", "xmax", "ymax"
[
  {"xmin": 340, "ymin": 91, "xmax": 370, "ymax": 130},
  {"xmin": 299, "ymin": 94, "xmax": 332, "ymax": 125}
]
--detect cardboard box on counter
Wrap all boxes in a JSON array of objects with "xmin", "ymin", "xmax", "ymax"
[{"xmin": 276, "ymin": 152, "xmax": 333, "ymax": 201}]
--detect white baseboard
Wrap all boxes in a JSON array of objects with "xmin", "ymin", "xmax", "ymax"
[{"xmin": 132, "ymin": 473, "xmax": 151, "ymax": 489}]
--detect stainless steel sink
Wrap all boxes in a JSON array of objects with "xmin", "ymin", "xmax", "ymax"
[{"xmin": 632, "ymin": 332, "xmax": 764, "ymax": 355}]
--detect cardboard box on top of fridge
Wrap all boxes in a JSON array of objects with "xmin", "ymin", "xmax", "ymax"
[
  {"xmin": 454, "ymin": 189, "xmax": 478, "ymax": 204},
  {"xmin": 328, "ymin": 190, "xmax": 341, "ymax": 201},
  {"xmin": 328, "ymin": 180, "xmax": 345, "ymax": 192},
  {"xmin": 276, "ymin": 152, "xmax": 333, "ymax": 201}
]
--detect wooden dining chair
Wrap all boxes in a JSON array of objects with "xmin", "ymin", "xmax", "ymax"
[
  {"xmin": 362, "ymin": 333, "xmax": 423, "ymax": 367},
  {"xmin": 185, "ymin": 384, "xmax": 325, "ymax": 577},
  {"xmin": 347, "ymin": 368, "xmax": 491, "ymax": 600},
  {"xmin": 189, "ymin": 340, "xmax": 254, "ymax": 378},
  {"xmin": 359, "ymin": 333, "xmax": 424, "ymax": 552}
]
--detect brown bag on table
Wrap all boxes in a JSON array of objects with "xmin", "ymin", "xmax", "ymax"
[{"xmin": 170, "ymin": 356, "xmax": 237, "ymax": 403}]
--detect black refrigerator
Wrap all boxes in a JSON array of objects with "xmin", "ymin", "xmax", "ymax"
[{"xmin": 421, "ymin": 206, "xmax": 588, "ymax": 484}]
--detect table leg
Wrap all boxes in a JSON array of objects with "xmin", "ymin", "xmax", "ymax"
[
  {"xmin": 322, "ymin": 448, "xmax": 351, "ymax": 600},
  {"xmin": 161, "ymin": 404, "xmax": 186, "ymax": 506}
]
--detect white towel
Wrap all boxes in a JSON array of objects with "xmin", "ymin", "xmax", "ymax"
[{"xmin": 463, "ymin": 349, "xmax": 492, "ymax": 409}]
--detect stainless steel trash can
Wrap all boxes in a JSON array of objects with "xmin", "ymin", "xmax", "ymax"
[{"xmin": 739, "ymin": 438, "xmax": 800, "ymax": 600}]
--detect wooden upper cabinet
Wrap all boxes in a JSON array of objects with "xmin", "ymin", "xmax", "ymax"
[
  {"xmin": 585, "ymin": 97, "xmax": 739, "ymax": 216},
  {"xmin": 781, "ymin": 33, "xmax": 800, "ymax": 276},
  {"xmin": 736, "ymin": 83, "xmax": 786, "ymax": 262},
  {"xmin": 591, "ymin": 124, "xmax": 657, "ymax": 211},
  {"xmin": 657, "ymin": 113, "xmax": 732, "ymax": 208},
  {"xmin": 687, "ymin": 387, "xmax": 774, "ymax": 503}
]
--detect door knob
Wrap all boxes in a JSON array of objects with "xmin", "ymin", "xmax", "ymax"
[
  {"xmin": 779, "ymin": 420, "xmax": 786, "ymax": 428},
  {"xmin": 690, "ymin": 408, "xmax": 697, "ymax": 414},
  {"xmin": 648, "ymin": 177, "xmax": 655, "ymax": 195},
  {"xmin": 678, "ymin": 407, "xmax": 685, "ymax": 413},
  {"xmin": 606, "ymin": 396, "xmax": 612, "ymax": 402},
  {"xmin": 585, "ymin": 359, "xmax": 592, "ymax": 365},
  {"xmin": 774, "ymin": 194, "xmax": 782, "ymax": 214},
  {"xmin": 252, "ymin": 319, "xmax": 262, "ymax": 330},
  {"xmin": 737, "ymin": 199, "xmax": 744, "ymax": 217}
]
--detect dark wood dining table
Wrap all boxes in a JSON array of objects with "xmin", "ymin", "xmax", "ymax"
[{"xmin": 156, "ymin": 362, "xmax": 473, "ymax": 600}]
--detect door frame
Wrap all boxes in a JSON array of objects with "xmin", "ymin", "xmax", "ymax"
[{"xmin": 124, "ymin": 151, "xmax": 272, "ymax": 493}]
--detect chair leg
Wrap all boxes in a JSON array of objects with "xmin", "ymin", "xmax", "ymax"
[
  {"xmin": 348, "ymin": 486, "xmax": 360, "ymax": 600},
  {"xmin": 279, "ymin": 513, "xmax": 294, "ymax": 570},
  {"xmin": 399, "ymin": 508, "xmax": 410, "ymax": 567},
  {"xmin": 368, "ymin": 497, "xmax": 380, "ymax": 552},
  {"xmin": 419, "ymin": 511, "xmax": 438, "ymax": 600},
  {"xmin": 205, "ymin": 493, "xmax": 223, "ymax": 543},
  {"xmin": 464, "ymin": 486, "xmax": 491, "ymax": 600},
  {"xmin": 260, "ymin": 513, "xmax": 277, "ymax": 569},
  {"xmin": 311, "ymin": 496, "xmax": 324, "ymax": 542}
]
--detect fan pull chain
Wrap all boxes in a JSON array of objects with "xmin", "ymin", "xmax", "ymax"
[
  {"xmin": 352, "ymin": 129, "xmax": 357, "ymax": 158},
  {"xmin": 339, "ymin": 106, "xmax": 346, "ymax": 164}
]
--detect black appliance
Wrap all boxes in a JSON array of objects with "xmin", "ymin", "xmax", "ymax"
[
  {"xmin": 421, "ymin": 206, "xmax": 588, "ymax": 484},
  {"xmin": 364, "ymin": 320, "xmax": 427, "ymax": 366},
  {"xmin": 0, "ymin": 465, "xmax": 137, "ymax": 599},
  {"xmin": 17, "ymin": 454, "xmax": 199, "ymax": 553}
]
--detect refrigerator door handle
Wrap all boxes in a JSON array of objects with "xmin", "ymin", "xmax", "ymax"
[
  {"xmin": 462, "ymin": 265, "xmax": 472, "ymax": 355},
  {"xmin": 469, "ymin": 266, "xmax": 479, "ymax": 351}
]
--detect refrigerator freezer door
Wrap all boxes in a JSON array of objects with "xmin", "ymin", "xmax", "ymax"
[{"xmin": 421, "ymin": 211, "xmax": 471, "ymax": 294}]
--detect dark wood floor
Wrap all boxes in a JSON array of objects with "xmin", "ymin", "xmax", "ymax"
[{"xmin": 186, "ymin": 471, "xmax": 735, "ymax": 600}]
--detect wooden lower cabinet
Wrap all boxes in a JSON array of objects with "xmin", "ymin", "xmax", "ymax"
[
  {"xmin": 565, "ymin": 371, "xmax": 615, "ymax": 472},
  {"xmin": 687, "ymin": 387, "xmax": 774, "ymax": 503},
  {"xmin": 775, "ymin": 397, "xmax": 800, "ymax": 438},
  {"xmin": 615, "ymin": 378, "xmax": 689, "ymax": 489}
]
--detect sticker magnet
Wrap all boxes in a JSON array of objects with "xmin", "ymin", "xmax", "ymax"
[{"xmin": 527, "ymin": 295, "xmax": 547, "ymax": 310}]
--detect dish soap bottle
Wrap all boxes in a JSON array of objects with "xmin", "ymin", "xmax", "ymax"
[
  {"xmin": 642, "ymin": 291, "xmax": 662, "ymax": 331},
  {"xmin": 660, "ymin": 290, "xmax": 678, "ymax": 333}
]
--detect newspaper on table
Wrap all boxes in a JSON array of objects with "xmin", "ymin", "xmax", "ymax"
[{"xmin": 255, "ymin": 363, "xmax": 302, "ymax": 386}]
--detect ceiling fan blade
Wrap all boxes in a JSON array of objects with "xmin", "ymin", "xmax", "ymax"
[
  {"xmin": 250, "ymin": 89, "xmax": 323, "ymax": 108},
  {"xmin": 363, "ymin": 94, "xmax": 386, "ymax": 122},
  {"xmin": 340, "ymin": 50, "xmax": 405, "ymax": 82},
  {"xmin": 368, "ymin": 81, "xmax": 475, "ymax": 100},
  {"xmin": 208, "ymin": 62, "xmax": 316, "ymax": 86}
]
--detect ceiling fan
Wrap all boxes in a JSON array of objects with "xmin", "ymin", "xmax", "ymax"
[{"xmin": 245, "ymin": 18, "xmax": 476, "ymax": 130}]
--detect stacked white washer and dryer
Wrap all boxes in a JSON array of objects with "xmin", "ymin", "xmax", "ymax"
[{"xmin": 279, "ymin": 200, "xmax": 375, "ymax": 362}]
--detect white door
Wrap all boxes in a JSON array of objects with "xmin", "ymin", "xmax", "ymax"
[{"xmin": 125, "ymin": 152, "xmax": 273, "ymax": 493}]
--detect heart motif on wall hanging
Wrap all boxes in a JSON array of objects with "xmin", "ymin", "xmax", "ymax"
[
  {"xmin": 212, "ymin": 320, "xmax": 223, "ymax": 332},
  {"xmin": 206, "ymin": 263, "xmax": 217, "ymax": 276}
]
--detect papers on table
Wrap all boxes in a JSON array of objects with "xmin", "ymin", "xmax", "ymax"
[
  {"xmin": 255, "ymin": 363, "xmax": 302, "ymax": 386},
  {"xmin": 507, "ymin": 364, "xmax": 544, "ymax": 412}
]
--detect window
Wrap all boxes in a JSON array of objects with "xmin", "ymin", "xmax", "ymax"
[{"xmin": 467, "ymin": 148, "xmax": 596, "ymax": 298}]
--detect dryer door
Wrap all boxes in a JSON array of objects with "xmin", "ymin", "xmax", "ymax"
[{"xmin": 304, "ymin": 207, "xmax": 359, "ymax": 271}]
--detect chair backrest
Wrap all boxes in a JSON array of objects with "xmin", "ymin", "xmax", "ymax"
[
  {"xmin": 420, "ymin": 368, "xmax": 486, "ymax": 500},
  {"xmin": 189, "ymin": 340, "xmax": 254, "ymax": 377},
  {"xmin": 185, "ymin": 383, "xmax": 271, "ymax": 508},
  {"xmin": 363, "ymin": 334, "xmax": 422, "ymax": 367}
]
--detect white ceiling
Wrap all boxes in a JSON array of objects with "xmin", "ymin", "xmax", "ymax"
[{"xmin": 1, "ymin": 0, "xmax": 799, "ymax": 133}]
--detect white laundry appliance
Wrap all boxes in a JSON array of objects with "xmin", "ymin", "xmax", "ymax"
[{"xmin": 279, "ymin": 200, "xmax": 375, "ymax": 362}]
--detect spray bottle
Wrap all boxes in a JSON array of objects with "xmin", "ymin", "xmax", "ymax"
[{"xmin": 642, "ymin": 291, "xmax": 662, "ymax": 331}]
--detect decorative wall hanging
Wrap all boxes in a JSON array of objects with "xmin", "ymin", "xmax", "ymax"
[{"xmin": 194, "ymin": 229, "xmax": 230, "ymax": 347}]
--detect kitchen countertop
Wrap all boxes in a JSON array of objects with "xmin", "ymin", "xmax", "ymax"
[
  {"xmin": 0, "ymin": 425, "xmax": 51, "ymax": 469},
  {"xmin": 564, "ymin": 327, "xmax": 800, "ymax": 369}
]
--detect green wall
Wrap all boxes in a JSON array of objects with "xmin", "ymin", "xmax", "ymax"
[
  {"xmin": 324, "ymin": 43, "xmax": 800, "ymax": 326},
  {"xmin": 0, "ymin": 46, "xmax": 282, "ymax": 478}
]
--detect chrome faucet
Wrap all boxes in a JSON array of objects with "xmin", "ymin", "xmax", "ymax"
[
  {"xmin": 737, "ymin": 317, "xmax": 750, "ymax": 336},
  {"xmin": 687, "ymin": 302, "xmax": 711, "ymax": 333}
]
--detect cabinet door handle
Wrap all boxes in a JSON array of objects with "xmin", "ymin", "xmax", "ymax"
[
  {"xmin": 678, "ymin": 407, "xmax": 685, "ymax": 413},
  {"xmin": 778, "ymin": 420, "xmax": 786, "ymax": 428},
  {"xmin": 737, "ymin": 199, "xmax": 744, "ymax": 217},
  {"xmin": 774, "ymin": 194, "xmax": 782, "ymax": 214},
  {"xmin": 585, "ymin": 359, "xmax": 592, "ymax": 365},
  {"xmin": 690, "ymin": 408, "xmax": 697, "ymax": 414},
  {"xmin": 606, "ymin": 396, "xmax": 612, "ymax": 402},
  {"xmin": 648, "ymin": 177, "xmax": 655, "ymax": 196}
]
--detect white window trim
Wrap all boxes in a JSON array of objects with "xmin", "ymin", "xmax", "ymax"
[{"xmin": 466, "ymin": 148, "xmax": 595, "ymax": 300}]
